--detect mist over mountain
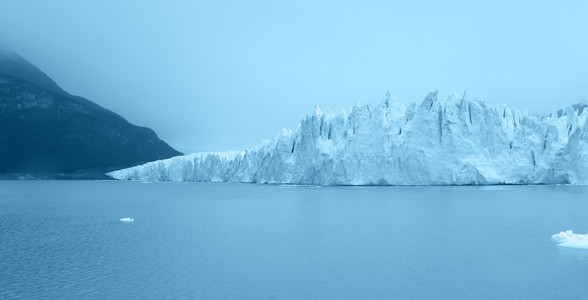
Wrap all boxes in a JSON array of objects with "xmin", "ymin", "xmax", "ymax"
[
  {"xmin": 0, "ymin": 44, "xmax": 182, "ymax": 179},
  {"xmin": 0, "ymin": 44, "xmax": 69, "ymax": 96}
]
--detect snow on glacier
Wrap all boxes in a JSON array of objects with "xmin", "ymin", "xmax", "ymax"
[
  {"xmin": 552, "ymin": 230, "xmax": 588, "ymax": 249},
  {"xmin": 107, "ymin": 91, "xmax": 588, "ymax": 185}
]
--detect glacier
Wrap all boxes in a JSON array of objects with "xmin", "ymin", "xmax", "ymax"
[{"xmin": 107, "ymin": 91, "xmax": 588, "ymax": 185}]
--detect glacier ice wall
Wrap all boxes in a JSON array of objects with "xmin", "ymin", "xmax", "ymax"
[{"xmin": 108, "ymin": 91, "xmax": 588, "ymax": 185}]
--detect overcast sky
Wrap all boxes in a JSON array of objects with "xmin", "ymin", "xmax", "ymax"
[{"xmin": 1, "ymin": 1, "xmax": 587, "ymax": 153}]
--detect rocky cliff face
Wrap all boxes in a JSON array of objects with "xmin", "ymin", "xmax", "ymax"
[
  {"xmin": 0, "ymin": 45, "xmax": 181, "ymax": 179},
  {"xmin": 109, "ymin": 91, "xmax": 588, "ymax": 185}
]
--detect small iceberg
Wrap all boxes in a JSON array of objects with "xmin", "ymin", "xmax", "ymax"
[
  {"xmin": 120, "ymin": 217, "xmax": 134, "ymax": 222},
  {"xmin": 551, "ymin": 230, "xmax": 588, "ymax": 249}
]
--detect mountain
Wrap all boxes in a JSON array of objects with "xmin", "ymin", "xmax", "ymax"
[
  {"xmin": 0, "ymin": 44, "xmax": 69, "ymax": 96},
  {"xmin": 0, "ymin": 44, "xmax": 182, "ymax": 179},
  {"xmin": 108, "ymin": 91, "xmax": 588, "ymax": 185}
]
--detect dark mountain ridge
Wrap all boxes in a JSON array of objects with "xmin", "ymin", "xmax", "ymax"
[{"xmin": 0, "ymin": 45, "xmax": 182, "ymax": 179}]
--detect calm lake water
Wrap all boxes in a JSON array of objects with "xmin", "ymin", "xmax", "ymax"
[{"xmin": 1, "ymin": 181, "xmax": 588, "ymax": 299}]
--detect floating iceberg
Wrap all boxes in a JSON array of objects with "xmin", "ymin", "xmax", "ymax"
[
  {"xmin": 108, "ymin": 91, "xmax": 588, "ymax": 185},
  {"xmin": 552, "ymin": 230, "xmax": 588, "ymax": 249},
  {"xmin": 120, "ymin": 217, "xmax": 134, "ymax": 222}
]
